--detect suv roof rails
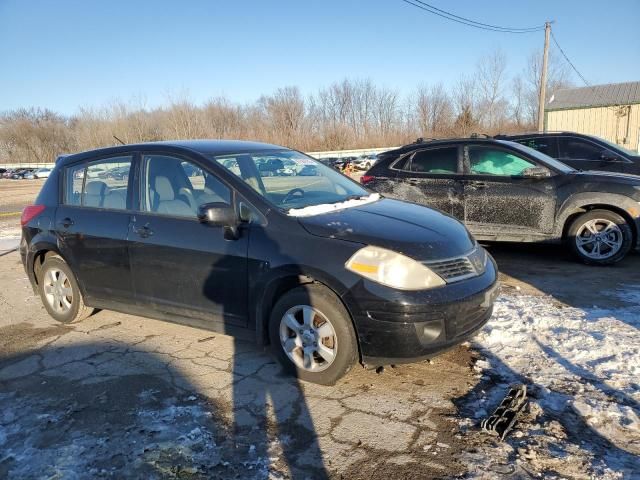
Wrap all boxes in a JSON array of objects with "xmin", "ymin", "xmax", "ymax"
[
  {"xmin": 469, "ymin": 133, "xmax": 491, "ymax": 139},
  {"xmin": 494, "ymin": 131, "xmax": 573, "ymax": 137}
]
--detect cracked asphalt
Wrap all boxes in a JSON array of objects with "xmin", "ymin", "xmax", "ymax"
[
  {"xmin": 4, "ymin": 179, "xmax": 639, "ymax": 478},
  {"xmin": 0, "ymin": 250, "xmax": 480, "ymax": 479}
]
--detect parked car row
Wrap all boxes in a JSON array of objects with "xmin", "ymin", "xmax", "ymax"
[
  {"xmin": 318, "ymin": 154, "xmax": 381, "ymax": 172},
  {"xmin": 1, "ymin": 167, "xmax": 52, "ymax": 179}
]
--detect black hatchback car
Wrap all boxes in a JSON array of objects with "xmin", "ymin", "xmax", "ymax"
[
  {"xmin": 496, "ymin": 132, "xmax": 640, "ymax": 175},
  {"xmin": 21, "ymin": 140, "xmax": 498, "ymax": 385},
  {"xmin": 363, "ymin": 138, "xmax": 640, "ymax": 265}
]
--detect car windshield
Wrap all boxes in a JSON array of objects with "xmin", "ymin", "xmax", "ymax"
[
  {"xmin": 498, "ymin": 140, "xmax": 575, "ymax": 173},
  {"xmin": 210, "ymin": 150, "xmax": 372, "ymax": 211},
  {"xmin": 595, "ymin": 136, "xmax": 638, "ymax": 156}
]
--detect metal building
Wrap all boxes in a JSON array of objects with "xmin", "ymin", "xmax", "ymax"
[{"xmin": 545, "ymin": 81, "xmax": 640, "ymax": 153}]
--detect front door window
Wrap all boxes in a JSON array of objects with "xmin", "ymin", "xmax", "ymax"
[{"xmin": 141, "ymin": 154, "xmax": 230, "ymax": 218}]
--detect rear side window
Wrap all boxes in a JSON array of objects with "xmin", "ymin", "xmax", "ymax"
[
  {"xmin": 516, "ymin": 137, "xmax": 558, "ymax": 157},
  {"xmin": 64, "ymin": 156, "xmax": 132, "ymax": 209},
  {"xmin": 408, "ymin": 147, "xmax": 458, "ymax": 174}
]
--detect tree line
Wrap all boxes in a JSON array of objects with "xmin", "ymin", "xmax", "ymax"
[{"xmin": 0, "ymin": 49, "xmax": 571, "ymax": 164}]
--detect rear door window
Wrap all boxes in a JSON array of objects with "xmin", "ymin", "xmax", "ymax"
[
  {"xmin": 407, "ymin": 147, "xmax": 459, "ymax": 174},
  {"xmin": 64, "ymin": 156, "xmax": 132, "ymax": 209}
]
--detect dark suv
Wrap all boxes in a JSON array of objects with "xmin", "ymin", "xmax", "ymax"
[
  {"xmin": 363, "ymin": 138, "xmax": 640, "ymax": 265},
  {"xmin": 496, "ymin": 132, "xmax": 640, "ymax": 175},
  {"xmin": 20, "ymin": 140, "xmax": 498, "ymax": 385}
]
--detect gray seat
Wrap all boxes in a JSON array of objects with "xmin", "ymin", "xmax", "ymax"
[
  {"xmin": 103, "ymin": 188, "xmax": 127, "ymax": 210},
  {"xmin": 154, "ymin": 176, "xmax": 193, "ymax": 217},
  {"xmin": 84, "ymin": 181, "xmax": 107, "ymax": 207}
]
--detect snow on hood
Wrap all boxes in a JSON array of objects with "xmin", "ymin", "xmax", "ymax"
[{"xmin": 287, "ymin": 193, "xmax": 380, "ymax": 217}]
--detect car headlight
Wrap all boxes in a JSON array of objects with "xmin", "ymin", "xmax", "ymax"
[{"xmin": 345, "ymin": 246, "xmax": 445, "ymax": 290}]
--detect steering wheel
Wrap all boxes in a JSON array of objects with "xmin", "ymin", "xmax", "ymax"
[{"xmin": 282, "ymin": 188, "xmax": 305, "ymax": 204}]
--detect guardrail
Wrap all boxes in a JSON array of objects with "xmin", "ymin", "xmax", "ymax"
[
  {"xmin": 0, "ymin": 162, "xmax": 56, "ymax": 169},
  {"xmin": 0, "ymin": 146, "xmax": 400, "ymax": 170}
]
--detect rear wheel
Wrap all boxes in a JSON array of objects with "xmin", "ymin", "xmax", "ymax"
[
  {"xmin": 38, "ymin": 255, "xmax": 93, "ymax": 323},
  {"xmin": 269, "ymin": 284, "xmax": 357, "ymax": 385},
  {"xmin": 567, "ymin": 209, "xmax": 632, "ymax": 265}
]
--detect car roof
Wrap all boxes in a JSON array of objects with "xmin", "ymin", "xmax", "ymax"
[
  {"xmin": 494, "ymin": 131, "xmax": 590, "ymax": 139},
  {"xmin": 386, "ymin": 137, "xmax": 506, "ymax": 155},
  {"xmin": 58, "ymin": 139, "xmax": 288, "ymax": 164}
]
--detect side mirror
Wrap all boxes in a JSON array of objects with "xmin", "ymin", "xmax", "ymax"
[
  {"xmin": 521, "ymin": 166, "xmax": 551, "ymax": 178},
  {"xmin": 197, "ymin": 202, "xmax": 239, "ymax": 240},
  {"xmin": 600, "ymin": 150, "xmax": 619, "ymax": 162}
]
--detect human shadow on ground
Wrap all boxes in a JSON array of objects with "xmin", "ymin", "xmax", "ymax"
[
  {"xmin": 0, "ymin": 340, "xmax": 293, "ymax": 479},
  {"xmin": 202, "ymin": 222, "xmax": 331, "ymax": 479}
]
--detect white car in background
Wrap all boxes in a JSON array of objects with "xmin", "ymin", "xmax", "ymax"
[
  {"xmin": 34, "ymin": 168, "xmax": 52, "ymax": 179},
  {"xmin": 352, "ymin": 154, "xmax": 379, "ymax": 170}
]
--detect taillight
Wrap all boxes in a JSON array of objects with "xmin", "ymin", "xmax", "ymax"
[
  {"xmin": 360, "ymin": 175, "xmax": 375, "ymax": 185},
  {"xmin": 21, "ymin": 205, "xmax": 46, "ymax": 226}
]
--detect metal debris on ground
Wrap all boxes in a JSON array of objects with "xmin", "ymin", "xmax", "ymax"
[{"xmin": 480, "ymin": 384, "xmax": 528, "ymax": 441}]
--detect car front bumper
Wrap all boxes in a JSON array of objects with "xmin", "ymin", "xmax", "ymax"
[{"xmin": 341, "ymin": 255, "xmax": 499, "ymax": 365}]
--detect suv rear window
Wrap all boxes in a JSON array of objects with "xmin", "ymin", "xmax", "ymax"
[{"xmin": 405, "ymin": 147, "xmax": 459, "ymax": 174}]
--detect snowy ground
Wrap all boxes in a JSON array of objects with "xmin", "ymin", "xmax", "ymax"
[{"xmin": 461, "ymin": 291, "xmax": 640, "ymax": 478}]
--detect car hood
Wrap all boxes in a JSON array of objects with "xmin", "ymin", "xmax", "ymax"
[
  {"xmin": 296, "ymin": 198, "xmax": 476, "ymax": 261},
  {"xmin": 574, "ymin": 170, "xmax": 640, "ymax": 185}
]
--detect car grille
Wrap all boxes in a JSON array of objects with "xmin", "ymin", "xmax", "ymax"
[{"xmin": 425, "ymin": 247, "xmax": 487, "ymax": 283}]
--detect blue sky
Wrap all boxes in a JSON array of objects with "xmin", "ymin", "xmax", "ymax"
[{"xmin": 1, "ymin": 0, "xmax": 638, "ymax": 115}]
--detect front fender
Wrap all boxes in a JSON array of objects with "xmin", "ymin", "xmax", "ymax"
[{"xmin": 555, "ymin": 192, "xmax": 640, "ymax": 244}]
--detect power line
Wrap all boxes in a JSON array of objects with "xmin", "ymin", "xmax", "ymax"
[
  {"xmin": 398, "ymin": 0, "xmax": 544, "ymax": 33},
  {"xmin": 550, "ymin": 30, "xmax": 591, "ymax": 86},
  {"xmin": 550, "ymin": 30, "xmax": 620, "ymax": 110}
]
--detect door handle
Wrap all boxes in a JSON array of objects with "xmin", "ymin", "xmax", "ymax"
[
  {"xmin": 133, "ymin": 224, "xmax": 154, "ymax": 238},
  {"xmin": 58, "ymin": 217, "xmax": 74, "ymax": 229}
]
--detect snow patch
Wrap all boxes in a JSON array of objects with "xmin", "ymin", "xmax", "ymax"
[
  {"xmin": 287, "ymin": 193, "xmax": 380, "ymax": 217},
  {"xmin": 467, "ymin": 292, "xmax": 640, "ymax": 477}
]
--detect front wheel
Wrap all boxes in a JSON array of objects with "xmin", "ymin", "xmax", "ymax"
[
  {"xmin": 567, "ymin": 209, "xmax": 632, "ymax": 265},
  {"xmin": 269, "ymin": 284, "xmax": 358, "ymax": 385}
]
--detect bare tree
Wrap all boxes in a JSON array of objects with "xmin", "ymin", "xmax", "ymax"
[
  {"xmin": 475, "ymin": 49, "xmax": 509, "ymax": 132},
  {"xmin": 413, "ymin": 83, "xmax": 453, "ymax": 137},
  {"xmin": 452, "ymin": 75, "xmax": 478, "ymax": 136},
  {"xmin": 524, "ymin": 49, "xmax": 572, "ymax": 126}
]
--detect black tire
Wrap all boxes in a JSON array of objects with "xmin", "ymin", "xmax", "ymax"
[
  {"xmin": 567, "ymin": 209, "xmax": 632, "ymax": 265},
  {"xmin": 38, "ymin": 255, "xmax": 94, "ymax": 323},
  {"xmin": 268, "ymin": 283, "xmax": 358, "ymax": 385}
]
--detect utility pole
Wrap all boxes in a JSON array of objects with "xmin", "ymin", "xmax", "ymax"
[{"xmin": 537, "ymin": 21, "xmax": 551, "ymax": 132}]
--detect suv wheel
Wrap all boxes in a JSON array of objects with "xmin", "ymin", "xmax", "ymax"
[
  {"xmin": 38, "ymin": 255, "xmax": 93, "ymax": 323},
  {"xmin": 269, "ymin": 284, "xmax": 357, "ymax": 385},
  {"xmin": 567, "ymin": 209, "xmax": 632, "ymax": 265}
]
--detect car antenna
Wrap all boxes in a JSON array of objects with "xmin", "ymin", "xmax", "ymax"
[{"xmin": 113, "ymin": 135, "xmax": 126, "ymax": 146}]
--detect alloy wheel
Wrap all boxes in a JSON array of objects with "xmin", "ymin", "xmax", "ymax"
[
  {"xmin": 43, "ymin": 268, "xmax": 73, "ymax": 314},
  {"xmin": 575, "ymin": 218, "xmax": 623, "ymax": 260},
  {"xmin": 279, "ymin": 305, "xmax": 337, "ymax": 372}
]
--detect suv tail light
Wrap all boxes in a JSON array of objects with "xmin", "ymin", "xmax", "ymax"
[
  {"xmin": 360, "ymin": 175, "xmax": 375, "ymax": 185},
  {"xmin": 21, "ymin": 205, "xmax": 46, "ymax": 226}
]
